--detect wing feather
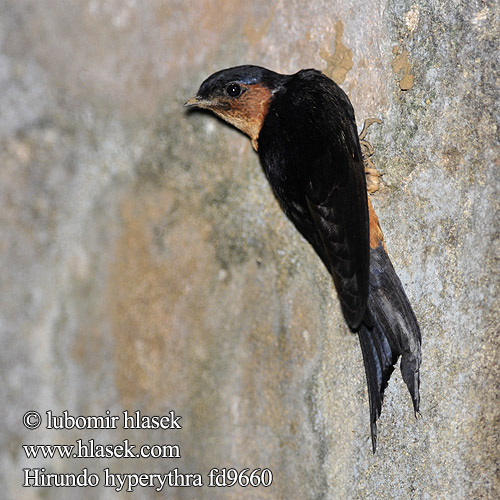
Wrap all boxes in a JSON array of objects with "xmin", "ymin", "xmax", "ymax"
[{"xmin": 258, "ymin": 69, "xmax": 369, "ymax": 328}]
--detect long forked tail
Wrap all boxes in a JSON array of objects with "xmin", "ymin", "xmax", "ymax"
[{"xmin": 358, "ymin": 242, "xmax": 421, "ymax": 452}]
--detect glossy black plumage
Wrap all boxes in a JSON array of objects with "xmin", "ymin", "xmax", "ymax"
[
  {"xmin": 258, "ymin": 69, "xmax": 369, "ymax": 329},
  {"xmin": 186, "ymin": 65, "xmax": 421, "ymax": 452}
]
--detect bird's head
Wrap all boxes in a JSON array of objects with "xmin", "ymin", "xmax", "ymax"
[{"xmin": 185, "ymin": 65, "xmax": 285, "ymax": 150}]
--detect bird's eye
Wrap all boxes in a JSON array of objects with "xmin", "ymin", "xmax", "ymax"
[{"xmin": 225, "ymin": 83, "xmax": 242, "ymax": 97}]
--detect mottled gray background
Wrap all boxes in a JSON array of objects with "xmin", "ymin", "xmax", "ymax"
[{"xmin": 1, "ymin": 0, "xmax": 498, "ymax": 499}]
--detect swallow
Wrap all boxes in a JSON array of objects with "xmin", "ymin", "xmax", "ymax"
[{"xmin": 185, "ymin": 65, "xmax": 421, "ymax": 452}]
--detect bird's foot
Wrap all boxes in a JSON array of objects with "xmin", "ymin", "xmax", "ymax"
[{"xmin": 359, "ymin": 118, "xmax": 383, "ymax": 194}]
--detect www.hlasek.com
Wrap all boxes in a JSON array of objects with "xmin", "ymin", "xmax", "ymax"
[{"xmin": 21, "ymin": 410, "xmax": 273, "ymax": 491}]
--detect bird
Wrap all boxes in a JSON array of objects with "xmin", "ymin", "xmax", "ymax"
[{"xmin": 185, "ymin": 65, "xmax": 421, "ymax": 452}]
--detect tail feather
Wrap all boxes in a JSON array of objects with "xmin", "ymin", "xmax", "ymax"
[
  {"xmin": 358, "ymin": 322, "xmax": 398, "ymax": 452},
  {"xmin": 358, "ymin": 242, "xmax": 422, "ymax": 452}
]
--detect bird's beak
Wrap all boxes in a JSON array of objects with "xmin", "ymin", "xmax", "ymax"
[
  {"xmin": 184, "ymin": 96, "xmax": 214, "ymax": 109},
  {"xmin": 184, "ymin": 96, "xmax": 200, "ymax": 108}
]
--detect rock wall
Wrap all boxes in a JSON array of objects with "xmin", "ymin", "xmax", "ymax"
[{"xmin": 1, "ymin": 1, "xmax": 498, "ymax": 498}]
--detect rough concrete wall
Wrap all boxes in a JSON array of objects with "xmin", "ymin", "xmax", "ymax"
[{"xmin": 1, "ymin": 1, "xmax": 498, "ymax": 499}]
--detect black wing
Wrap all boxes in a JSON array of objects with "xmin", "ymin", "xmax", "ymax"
[{"xmin": 258, "ymin": 69, "xmax": 369, "ymax": 328}]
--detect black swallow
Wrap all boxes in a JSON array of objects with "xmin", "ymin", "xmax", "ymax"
[{"xmin": 185, "ymin": 65, "xmax": 421, "ymax": 452}]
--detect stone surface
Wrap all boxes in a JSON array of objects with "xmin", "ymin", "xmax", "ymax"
[{"xmin": 1, "ymin": 1, "xmax": 498, "ymax": 499}]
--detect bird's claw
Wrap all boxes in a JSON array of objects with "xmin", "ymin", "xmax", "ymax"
[
  {"xmin": 359, "ymin": 118, "xmax": 382, "ymax": 141},
  {"xmin": 359, "ymin": 118, "xmax": 383, "ymax": 194}
]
